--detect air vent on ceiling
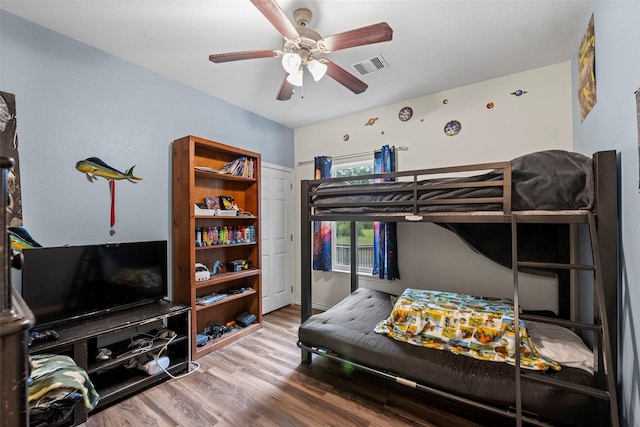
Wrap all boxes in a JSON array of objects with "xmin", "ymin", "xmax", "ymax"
[{"xmin": 352, "ymin": 55, "xmax": 389, "ymax": 76}]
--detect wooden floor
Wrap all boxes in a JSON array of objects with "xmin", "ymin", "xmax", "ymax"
[{"xmin": 80, "ymin": 305, "xmax": 509, "ymax": 427}]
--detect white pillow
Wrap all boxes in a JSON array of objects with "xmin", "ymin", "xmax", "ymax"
[{"xmin": 527, "ymin": 321, "xmax": 594, "ymax": 375}]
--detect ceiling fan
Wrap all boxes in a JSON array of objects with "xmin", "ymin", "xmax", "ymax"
[{"xmin": 208, "ymin": 0, "xmax": 393, "ymax": 101}]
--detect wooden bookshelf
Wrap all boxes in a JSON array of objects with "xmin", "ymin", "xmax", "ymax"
[{"xmin": 172, "ymin": 135, "xmax": 261, "ymax": 360}]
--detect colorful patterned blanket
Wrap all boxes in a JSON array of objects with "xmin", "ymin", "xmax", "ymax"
[
  {"xmin": 374, "ymin": 289, "xmax": 560, "ymax": 371},
  {"xmin": 29, "ymin": 354, "xmax": 100, "ymax": 411}
]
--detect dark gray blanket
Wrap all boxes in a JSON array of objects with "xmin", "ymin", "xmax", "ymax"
[
  {"xmin": 509, "ymin": 149, "xmax": 593, "ymax": 210},
  {"xmin": 310, "ymin": 150, "xmax": 593, "ymax": 282},
  {"xmin": 312, "ymin": 150, "xmax": 593, "ymax": 213}
]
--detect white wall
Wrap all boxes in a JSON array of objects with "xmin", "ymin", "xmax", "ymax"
[
  {"xmin": 294, "ymin": 62, "xmax": 573, "ymax": 310},
  {"xmin": 570, "ymin": 3, "xmax": 640, "ymax": 425}
]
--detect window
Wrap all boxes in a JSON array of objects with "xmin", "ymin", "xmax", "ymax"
[{"xmin": 331, "ymin": 160, "xmax": 375, "ymax": 274}]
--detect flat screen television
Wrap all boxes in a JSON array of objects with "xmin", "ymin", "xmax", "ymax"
[{"xmin": 21, "ymin": 240, "xmax": 168, "ymax": 330}]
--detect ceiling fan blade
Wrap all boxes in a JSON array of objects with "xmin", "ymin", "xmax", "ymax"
[
  {"xmin": 250, "ymin": 0, "xmax": 300, "ymax": 40},
  {"xmin": 320, "ymin": 22, "xmax": 393, "ymax": 52},
  {"xmin": 324, "ymin": 60, "xmax": 368, "ymax": 94},
  {"xmin": 209, "ymin": 50, "xmax": 278, "ymax": 63},
  {"xmin": 276, "ymin": 75, "xmax": 294, "ymax": 101}
]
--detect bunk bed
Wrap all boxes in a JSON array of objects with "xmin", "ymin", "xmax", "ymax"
[{"xmin": 298, "ymin": 150, "xmax": 619, "ymax": 427}]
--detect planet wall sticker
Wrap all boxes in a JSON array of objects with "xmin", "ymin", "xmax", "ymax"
[
  {"xmin": 398, "ymin": 106, "xmax": 413, "ymax": 122},
  {"xmin": 444, "ymin": 120, "xmax": 461, "ymax": 136}
]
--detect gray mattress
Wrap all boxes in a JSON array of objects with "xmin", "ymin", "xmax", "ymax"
[
  {"xmin": 311, "ymin": 150, "xmax": 594, "ymax": 214},
  {"xmin": 298, "ymin": 288, "xmax": 607, "ymax": 426}
]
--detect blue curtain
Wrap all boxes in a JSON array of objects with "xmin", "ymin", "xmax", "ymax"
[
  {"xmin": 372, "ymin": 145, "xmax": 400, "ymax": 280},
  {"xmin": 313, "ymin": 156, "xmax": 332, "ymax": 271}
]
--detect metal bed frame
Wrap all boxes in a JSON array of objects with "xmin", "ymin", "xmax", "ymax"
[{"xmin": 299, "ymin": 150, "xmax": 619, "ymax": 426}]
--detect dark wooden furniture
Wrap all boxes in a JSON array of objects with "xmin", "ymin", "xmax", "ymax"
[
  {"xmin": 172, "ymin": 135, "xmax": 262, "ymax": 360},
  {"xmin": 1, "ymin": 157, "xmax": 35, "ymax": 427},
  {"xmin": 28, "ymin": 300, "xmax": 191, "ymax": 424},
  {"xmin": 299, "ymin": 150, "xmax": 619, "ymax": 427}
]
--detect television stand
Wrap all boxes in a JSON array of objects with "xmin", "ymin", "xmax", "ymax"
[{"xmin": 28, "ymin": 300, "xmax": 191, "ymax": 424}]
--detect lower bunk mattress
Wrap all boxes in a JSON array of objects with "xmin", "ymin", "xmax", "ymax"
[{"xmin": 298, "ymin": 288, "xmax": 607, "ymax": 426}]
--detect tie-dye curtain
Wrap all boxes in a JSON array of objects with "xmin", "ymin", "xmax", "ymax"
[
  {"xmin": 373, "ymin": 145, "xmax": 400, "ymax": 279},
  {"xmin": 313, "ymin": 156, "xmax": 332, "ymax": 271}
]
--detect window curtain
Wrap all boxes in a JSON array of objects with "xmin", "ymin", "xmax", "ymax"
[
  {"xmin": 313, "ymin": 156, "xmax": 332, "ymax": 271},
  {"xmin": 372, "ymin": 145, "xmax": 400, "ymax": 279}
]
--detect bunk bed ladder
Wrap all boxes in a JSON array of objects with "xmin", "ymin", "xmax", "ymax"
[{"xmin": 511, "ymin": 212, "xmax": 619, "ymax": 427}]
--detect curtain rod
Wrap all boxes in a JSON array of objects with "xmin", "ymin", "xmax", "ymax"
[{"xmin": 297, "ymin": 145, "xmax": 408, "ymax": 166}]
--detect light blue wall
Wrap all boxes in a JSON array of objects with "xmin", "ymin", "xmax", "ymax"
[
  {"xmin": 571, "ymin": 3, "xmax": 640, "ymax": 426},
  {"xmin": 0, "ymin": 10, "xmax": 294, "ymax": 247},
  {"xmin": 4, "ymin": 3, "xmax": 640, "ymax": 423}
]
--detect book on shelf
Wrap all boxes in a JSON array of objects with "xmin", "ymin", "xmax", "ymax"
[
  {"xmin": 195, "ymin": 166, "xmax": 220, "ymax": 173},
  {"xmin": 218, "ymin": 157, "xmax": 255, "ymax": 178},
  {"xmin": 196, "ymin": 293, "xmax": 227, "ymax": 306}
]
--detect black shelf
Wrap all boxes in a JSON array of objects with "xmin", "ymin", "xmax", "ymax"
[
  {"xmin": 92, "ymin": 360, "xmax": 190, "ymax": 409},
  {"xmin": 28, "ymin": 300, "xmax": 191, "ymax": 423},
  {"xmin": 86, "ymin": 335, "xmax": 188, "ymax": 375},
  {"xmin": 29, "ymin": 300, "xmax": 189, "ymax": 353}
]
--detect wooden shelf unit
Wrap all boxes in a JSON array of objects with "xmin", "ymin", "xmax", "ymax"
[{"xmin": 172, "ymin": 135, "xmax": 262, "ymax": 360}]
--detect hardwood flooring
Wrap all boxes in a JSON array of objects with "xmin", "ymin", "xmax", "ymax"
[{"xmin": 80, "ymin": 305, "xmax": 507, "ymax": 427}]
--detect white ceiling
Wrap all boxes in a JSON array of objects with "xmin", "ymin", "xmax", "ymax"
[{"xmin": 1, "ymin": 0, "xmax": 593, "ymax": 129}]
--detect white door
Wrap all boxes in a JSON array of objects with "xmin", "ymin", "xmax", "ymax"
[{"xmin": 261, "ymin": 163, "xmax": 294, "ymax": 314}]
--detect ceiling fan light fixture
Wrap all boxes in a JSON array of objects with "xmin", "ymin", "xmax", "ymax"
[
  {"xmin": 282, "ymin": 52, "xmax": 302, "ymax": 74},
  {"xmin": 208, "ymin": 1, "xmax": 393, "ymax": 100},
  {"xmin": 286, "ymin": 69, "xmax": 304, "ymax": 87},
  {"xmin": 308, "ymin": 59, "xmax": 328, "ymax": 81}
]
